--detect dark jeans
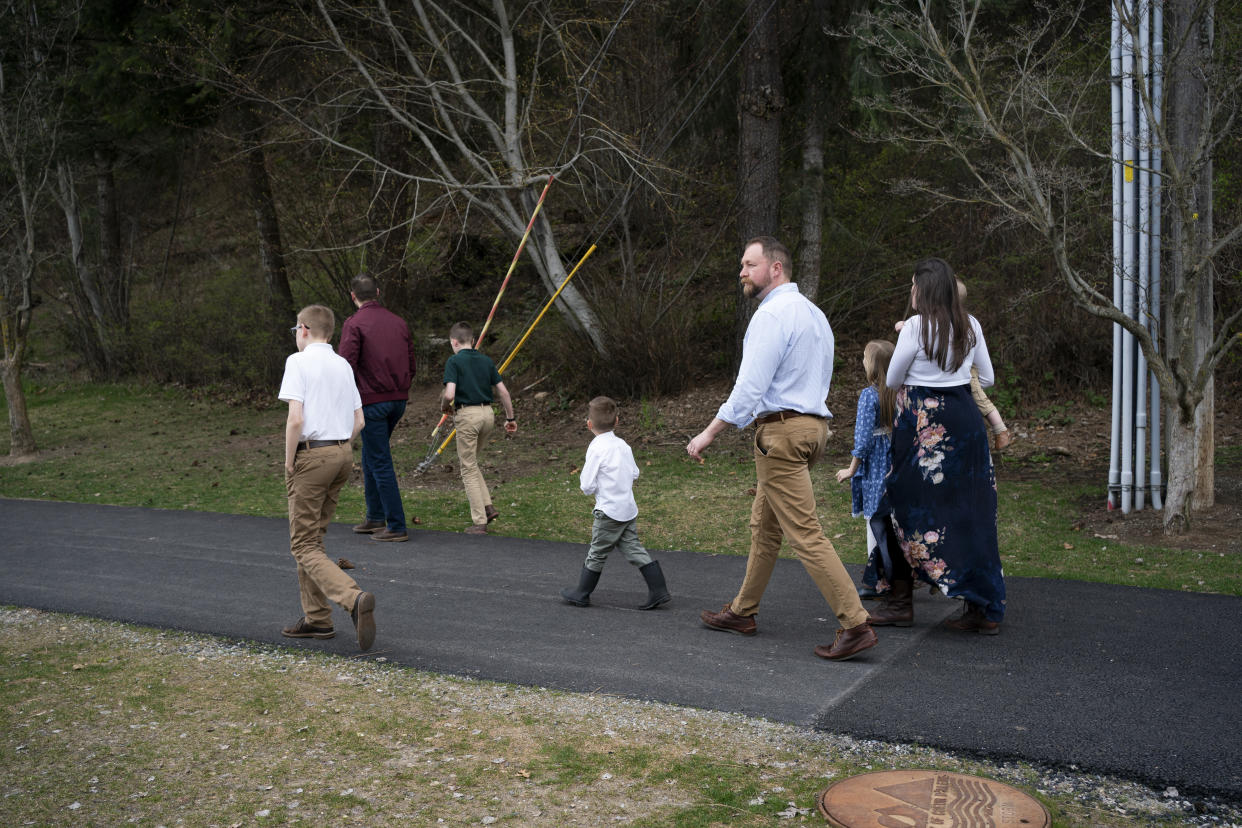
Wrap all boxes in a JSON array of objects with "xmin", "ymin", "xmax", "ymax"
[{"xmin": 361, "ymin": 400, "xmax": 407, "ymax": 533}]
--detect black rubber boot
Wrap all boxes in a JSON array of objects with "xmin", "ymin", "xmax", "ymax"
[
  {"xmin": 561, "ymin": 566, "xmax": 602, "ymax": 607},
  {"xmin": 637, "ymin": 561, "xmax": 671, "ymax": 610}
]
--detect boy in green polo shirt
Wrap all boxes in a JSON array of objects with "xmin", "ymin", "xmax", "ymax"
[{"xmin": 442, "ymin": 322, "xmax": 517, "ymax": 534}]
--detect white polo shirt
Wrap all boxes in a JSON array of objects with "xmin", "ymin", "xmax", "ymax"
[{"xmin": 278, "ymin": 343, "xmax": 362, "ymax": 441}]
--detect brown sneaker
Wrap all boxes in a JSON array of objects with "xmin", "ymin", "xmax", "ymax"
[
  {"xmin": 464, "ymin": 524, "xmax": 488, "ymax": 535},
  {"xmin": 700, "ymin": 604, "xmax": 757, "ymax": 636},
  {"xmin": 814, "ymin": 623, "xmax": 878, "ymax": 661},
  {"xmin": 351, "ymin": 592, "xmax": 376, "ymax": 651},
  {"xmin": 485, "ymin": 505, "xmax": 499, "ymax": 523},
  {"xmin": 281, "ymin": 617, "xmax": 335, "ymax": 640},
  {"xmin": 371, "ymin": 528, "xmax": 409, "ymax": 542},
  {"xmin": 941, "ymin": 602, "xmax": 1001, "ymax": 635},
  {"xmin": 352, "ymin": 519, "xmax": 386, "ymax": 534}
]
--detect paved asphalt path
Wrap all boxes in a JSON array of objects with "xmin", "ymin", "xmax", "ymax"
[{"xmin": 2, "ymin": 497, "xmax": 1239, "ymax": 801}]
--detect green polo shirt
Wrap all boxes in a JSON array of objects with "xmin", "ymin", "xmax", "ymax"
[{"xmin": 443, "ymin": 348, "xmax": 502, "ymax": 407}]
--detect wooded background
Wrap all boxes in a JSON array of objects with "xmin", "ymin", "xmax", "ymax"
[{"xmin": 2, "ymin": 0, "xmax": 1239, "ymax": 410}]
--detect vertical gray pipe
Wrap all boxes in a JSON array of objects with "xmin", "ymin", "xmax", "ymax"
[
  {"xmin": 1121, "ymin": 0, "xmax": 1137, "ymax": 514},
  {"xmin": 1136, "ymin": 0, "xmax": 1152, "ymax": 511},
  {"xmin": 1149, "ymin": 0, "xmax": 1165, "ymax": 511},
  {"xmin": 1109, "ymin": 5, "xmax": 1124, "ymax": 510}
]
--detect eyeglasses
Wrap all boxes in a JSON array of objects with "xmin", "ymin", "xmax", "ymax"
[{"xmin": 290, "ymin": 324, "xmax": 305, "ymax": 336}]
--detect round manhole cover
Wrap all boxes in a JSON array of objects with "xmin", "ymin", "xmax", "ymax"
[{"xmin": 816, "ymin": 769, "xmax": 1050, "ymax": 827}]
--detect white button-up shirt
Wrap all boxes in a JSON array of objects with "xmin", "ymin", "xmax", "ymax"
[
  {"xmin": 580, "ymin": 430, "xmax": 640, "ymax": 522},
  {"xmin": 716, "ymin": 283, "xmax": 834, "ymax": 428}
]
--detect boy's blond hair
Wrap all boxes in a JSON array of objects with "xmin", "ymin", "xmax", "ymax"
[
  {"xmin": 588, "ymin": 396, "xmax": 618, "ymax": 430},
  {"xmin": 449, "ymin": 322, "xmax": 474, "ymax": 346},
  {"xmin": 298, "ymin": 305, "xmax": 335, "ymax": 340}
]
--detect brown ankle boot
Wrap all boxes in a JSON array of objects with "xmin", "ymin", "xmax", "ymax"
[
  {"xmin": 941, "ymin": 601, "xmax": 1000, "ymax": 635},
  {"xmin": 867, "ymin": 579, "xmax": 913, "ymax": 627},
  {"xmin": 813, "ymin": 623, "xmax": 878, "ymax": 661}
]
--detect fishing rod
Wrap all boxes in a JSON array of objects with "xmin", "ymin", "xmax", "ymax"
[
  {"xmin": 414, "ymin": 244, "xmax": 598, "ymax": 474},
  {"xmin": 475, "ymin": 175, "xmax": 554, "ymax": 353}
]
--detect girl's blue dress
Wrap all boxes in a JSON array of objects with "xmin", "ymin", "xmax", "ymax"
[{"xmin": 849, "ymin": 386, "xmax": 893, "ymax": 593}]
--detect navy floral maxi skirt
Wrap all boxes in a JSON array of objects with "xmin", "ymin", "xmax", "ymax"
[{"xmin": 888, "ymin": 384, "xmax": 1006, "ymax": 622}]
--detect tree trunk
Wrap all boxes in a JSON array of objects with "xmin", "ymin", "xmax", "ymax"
[
  {"xmin": 239, "ymin": 107, "xmax": 295, "ymax": 317},
  {"xmin": 1, "ymin": 358, "xmax": 35, "ymax": 457},
  {"xmin": 796, "ymin": 115, "xmax": 824, "ymax": 301},
  {"xmin": 57, "ymin": 162, "xmax": 106, "ymax": 329},
  {"xmin": 1162, "ymin": 0, "xmax": 1215, "ymax": 530},
  {"xmin": 1164, "ymin": 410, "xmax": 1195, "ymax": 533},
  {"xmin": 94, "ymin": 147, "xmax": 128, "ymax": 327},
  {"xmin": 57, "ymin": 160, "xmax": 118, "ymax": 376},
  {"xmin": 734, "ymin": 0, "xmax": 784, "ymax": 368}
]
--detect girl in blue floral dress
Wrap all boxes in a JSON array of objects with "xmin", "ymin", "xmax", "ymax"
[
  {"xmin": 835, "ymin": 340, "xmax": 900, "ymax": 604},
  {"xmin": 884, "ymin": 257, "xmax": 1005, "ymax": 634}
]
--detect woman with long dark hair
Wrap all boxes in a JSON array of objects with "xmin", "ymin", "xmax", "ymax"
[{"xmin": 884, "ymin": 257, "xmax": 1005, "ymax": 633}]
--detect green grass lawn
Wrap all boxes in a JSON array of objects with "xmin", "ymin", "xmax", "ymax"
[{"xmin": 2, "ymin": 381, "xmax": 1236, "ymax": 595}]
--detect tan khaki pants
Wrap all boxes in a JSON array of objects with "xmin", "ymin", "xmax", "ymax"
[
  {"xmin": 454, "ymin": 404, "xmax": 495, "ymax": 526},
  {"xmin": 286, "ymin": 443, "xmax": 361, "ymax": 625},
  {"xmin": 731, "ymin": 416, "xmax": 870, "ymax": 629}
]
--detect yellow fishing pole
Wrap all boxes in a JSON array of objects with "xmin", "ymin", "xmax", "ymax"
[{"xmin": 415, "ymin": 244, "xmax": 597, "ymax": 472}]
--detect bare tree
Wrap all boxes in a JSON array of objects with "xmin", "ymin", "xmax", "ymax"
[
  {"xmin": 196, "ymin": 0, "xmax": 673, "ymax": 355},
  {"xmin": 849, "ymin": 0, "xmax": 1242, "ymax": 533},
  {"xmin": 0, "ymin": 0, "xmax": 83, "ymax": 456}
]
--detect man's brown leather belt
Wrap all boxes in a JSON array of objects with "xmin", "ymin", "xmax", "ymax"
[
  {"xmin": 298, "ymin": 439, "xmax": 348, "ymax": 451},
  {"xmin": 754, "ymin": 410, "xmax": 812, "ymax": 425}
]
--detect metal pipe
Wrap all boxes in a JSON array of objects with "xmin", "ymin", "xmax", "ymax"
[
  {"xmin": 1120, "ymin": 0, "xmax": 1137, "ymax": 513},
  {"xmin": 1149, "ymin": 0, "xmax": 1164, "ymax": 510},
  {"xmin": 1135, "ymin": 0, "xmax": 1152, "ymax": 510},
  {"xmin": 1108, "ymin": 3, "xmax": 1124, "ymax": 510}
]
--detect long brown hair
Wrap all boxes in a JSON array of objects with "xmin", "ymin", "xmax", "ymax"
[
  {"xmin": 912, "ymin": 257, "xmax": 974, "ymax": 373},
  {"xmin": 863, "ymin": 340, "xmax": 897, "ymax": 427}
]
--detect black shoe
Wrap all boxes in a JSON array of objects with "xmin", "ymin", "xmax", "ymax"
[
  {"xmin": 637, "ymin": 561, "xmax": 671, "ymax": 610},
  {"xmin": 351, "ymin": 592, "xmax": 376, "ymax": 651},
  {"xmin": 561, "ymin": 566, "xmax": 602, "ymax": 607}
]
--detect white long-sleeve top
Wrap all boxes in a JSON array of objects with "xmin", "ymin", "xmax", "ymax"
[
  {"xmin": 715, "ymin": 283, "xmax": 834, "ymax": 427},
  {"xmin": 580, "ymin": 430, "xmax": 640, "ymax": 522},
  {"xmin": 886, "ymin": 314, "xmax": 994, "ymax": 389}
]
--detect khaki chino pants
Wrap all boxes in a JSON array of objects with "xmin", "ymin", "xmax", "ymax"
[
  {"xmin": 286, "ymin": 443, "xmax": 361, "ymax": 625},
  {"xmin": 731, "ymin": 416, "xmax": 870, "ymax": 629},
  {"xmin": 454, "ymin": 404, "xmax": 495, "ymax": 526}
]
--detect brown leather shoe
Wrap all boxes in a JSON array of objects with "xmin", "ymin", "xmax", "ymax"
[
  {"xmin": 814, "ymin": 623, "xmax": 877, "ymax": 661},
  {"xmin": 281, "ymin": 617, "xmax": 335, "ymax": 639},
  {"xmin": 351, "ymin": 591, "xmax": 376, "ymax": 651},
  {"xmin": 464, "ymin": 524, "xmax": 488, "ymax": 535},
  {"xmin": 867, "ymin": 579, "xmax": 913, "ymax": 627},
  {"xmin": 700, "ymin": 604, "xmax": 757, "ymax": 636},
  {"xmin": 371, "ymin": 528, "xmax": 409, "ymax": 542},
  {"xmin": 941, "ymin": 602, "xmax": 1000, "ymax": 635},
  {"xmin": 485, "ymin": 505, "xmax": 499, "ymax": 523},
  {"xmin": 352, "ymin": 519, "xmax": 386, "ymax": 534}
]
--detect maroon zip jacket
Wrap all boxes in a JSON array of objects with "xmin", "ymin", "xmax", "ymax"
[{"xmin": 338, "ymin": 301, "xmax": 416, "ymax": 405}]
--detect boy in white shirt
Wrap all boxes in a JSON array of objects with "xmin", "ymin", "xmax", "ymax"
[
  {"xmin": 278, "ymin": 305, "xmax": 376, "ymax": 651},
  {"xmin": 560, "ymin": 396, "xmax": 670, "ymax": 610}
]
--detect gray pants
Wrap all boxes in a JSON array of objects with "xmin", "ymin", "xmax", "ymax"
[{"xmin": 584, "ymin": 510, "xmax": 653, "ymax": 572}]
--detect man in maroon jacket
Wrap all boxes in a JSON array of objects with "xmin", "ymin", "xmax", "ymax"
[{"xmin": 339, "ymin": 274, "xmax": 417, "ymax": 542}]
